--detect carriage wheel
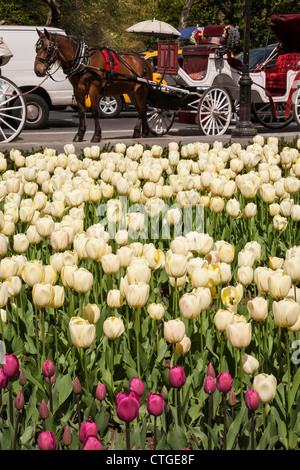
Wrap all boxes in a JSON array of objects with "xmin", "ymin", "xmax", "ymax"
[
  {"xmin": 292, "ymin": 88, "xmax": 300, "ymax": 128},
  {"xmin": 252, "ymin": 101, "xmax": 293, "ymax": 129},
  {"xmin": 147, "ymin": 108, "xmax": 175, "ymax": 136},
  {"xmin": 197, "ymin": 86, "xmax": 232, "ymax": 136},
  {"xmin": 0, "ymin": 76, "xmax": 27, "ymax": 143}
]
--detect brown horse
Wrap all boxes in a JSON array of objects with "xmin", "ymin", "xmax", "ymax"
[{"xmin": 34, "ymin": 29, "xmax": 153, "ymax": 142}]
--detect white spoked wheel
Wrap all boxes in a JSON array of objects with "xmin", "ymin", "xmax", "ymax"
[
  {"xmin": 147, "ymin": 108, "xmax": 175, "ymax": 136},
  {"xmin": 252, "ymin": 101, "xmax": 293, "ymax": 129},
  {"xmin": 292, "ymin": 87, "xmax": 300, "ymax": 128},
  {"xmin": 0, "ymin": 76, "xmax": 27, "ymax": 143},
  {"xmin": 197, "ymin": 86, "xmax": 232, "ymax": 136}
]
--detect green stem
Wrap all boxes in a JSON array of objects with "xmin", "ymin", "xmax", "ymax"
[
  {"xmin": 240, "ymin": 348, "xmax": 244, "ymax": 401},
  {"xmin": 13, "ymin": 409, "xmax": 20, "ymax": 450},
  {"xmin": 135, "ymin": 308, "xmax": 141, "ymax": 377},
  {"xmin": 110, "ymin": 340, "xmax": 114, "ymax": 392},
  {"xmin": 34, "ymin": 304, "xmax": 40, "ymax": 371},
  {"xmin": 83, "ymin": 349, "xmax": 89, "ymax": 393},
  {"xmin": 41, "ymin": 308, "xmax": 45, "ymax": 361}
]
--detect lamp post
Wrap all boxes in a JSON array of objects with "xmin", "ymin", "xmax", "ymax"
[{"xmin": 231, "ymin": 0, "xmax": 257, "ymax": 137}]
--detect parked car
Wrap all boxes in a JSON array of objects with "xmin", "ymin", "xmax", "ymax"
[
  {"xmin": 0, "ymin": 25, "xmax": 74, "ymax": 129},
  {"xmin": 235, "ymin": 44, "xmax": 278, "ymax": 71}
]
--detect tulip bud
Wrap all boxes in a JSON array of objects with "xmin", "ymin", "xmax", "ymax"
[
  {"xmin": 62, "ymin": 425, "xmax": 72, "ymax": 447},
  {"xmin": 18, "ymin": 369, "xmax": 27, "ymax": 386},
  {"xmin": 73, "ymin": 376, "xmax": 82, "ymax": 394},
  {"xmin": 96, "ymin": 384, "xmax": 107, "ymax": 402},
  {"xmin": 228, "ymin": 388, "xmax": 237, "ymax": 406},
  {"xmin": 39, "ymin": 399, "xmax": 49, "ymax": 419},
  {"xmin": 169, "ymin": 365, "xmax": 186, "ymax": 389},
  {"xmin": 204, "ymin": 375, "xmax": 216, "ymax": 394},
  {"xmin": 14, "ymin": 390, "xmax": 25, "ymax": 410},
  {"xmin": 37, "ymin": 431, "xmax": 56, "ymax": 450},
  {"xmin": 245, "ymin": 389, "xmax": 260, "ymax": 411},
  {"xmin": 42, "ymin": 359, "xmax": 55, "ymax": 378},
  {"xmin": 206, "ymin": 362, "xmax": 216, "ymax": 378},
  {"xmin": 2, "ymin": 353, "xmax": 19, "ymax": 378},
  {"xmin": 147, "ymin": 392, "xmax": 165, "ymax": 416},
  {"xmin": 216, "ymin": 372, "xmax": 233, "ymax": 394},
  {"xmin": 129, "ymin": 378, "xmax": 145, "ymax": 397}
]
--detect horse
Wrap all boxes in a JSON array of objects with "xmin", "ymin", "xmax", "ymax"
[{"xmin": 34, "ymin": 29, "xmax": 153, "ymax": 143}]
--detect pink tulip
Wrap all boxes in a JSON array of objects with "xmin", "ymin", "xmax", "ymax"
[
  {"xmin": 245, "ymin": 389, "xmax": 260, "ymax": 411},
  {"xmin": 129, "ymin": 377, "xmax": 145, "ymax": 397},
  {"xmin": 39, "ymin": 399, "xmax": 49, "ymax": 419},
  {"xmin": 37, "ymin": 431, "xmax": 56, "ymax": 450},
  {"xmin": 147, "ymin": 392, "xmax": 165, "ymax": 417},
  {"xmin": 116, "ymin": 391, "xmax": 140, "ymax": 423},
  {"xmin": 14, "ymin": 390, "xmax": 25, "ymax": 410},
  {"xmin": 95, "ymin": 384, "xmax": 107, "ymax": 401},
  {"xmin": 169, "ymin": 365, "xmax": 186, "ymax": 388},
  {"xmin": 204, "ymin": 375, "xmax": 216, "ymax": 394},
  {"xmin": 42, "ymin": 359, "xmax": 55, "ymax": 378},
  {"xmin": 19, "ymin": 369, "xmax": 27, "ymax": 386},
  {"xmin": 79, "ymin": 420, "xmax": 99, "ymax": 443},
  {"xmin": 206, "ymin": 362, "xmax": 216, "ymax": 378},
  {"xmin": 62, "ymin": 425, "xmax": 72, "ymax": 447},
  {"xmin": 83, "ymin": 435, "xmax": 103, "ymax": 450},
  {"xmin": 73, "ymin": 376, "xmax": 82, "ymax": 394},
  {"xmin": 216, "ymin": 372, "xmax": 233, "ymax": 394},
  {"xmin": 0, "ymin": 369, "xmax": 8, "ymax": 388},
  {"xmin": 3, "ymin": 354, "xmax": 19, "ymax": 378}
]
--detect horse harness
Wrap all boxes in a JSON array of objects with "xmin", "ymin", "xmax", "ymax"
[{"xmin": 36, "ymin": 33, "xmax": 148, "ymax": 93}]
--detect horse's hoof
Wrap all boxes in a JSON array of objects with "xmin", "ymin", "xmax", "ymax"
[
  {"xmin": 73, "ymin": 135, "xmax": 83, "ymax": 142},
  {"xmin": 91, "ymin": 136, "xmax": 101, "ymax": 143},
  {"xmin": 132, "ymin": 131, "xmax": 140, "ymax": 139}
]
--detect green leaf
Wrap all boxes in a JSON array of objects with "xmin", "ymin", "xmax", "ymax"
[
  {"xmin": 20, "ymin": 425, "xmax": 35, "ymax": 446},
  {"xmin": 166, "ymin": 425, "xmax": 187, "ymax": 450},
  {"xmin": 58, "ymin": 373, "xmax": 73, "ymax": 408},
  {"xmin": 227, "ymin": 403, "xmax": 247, "ymax": 450}
]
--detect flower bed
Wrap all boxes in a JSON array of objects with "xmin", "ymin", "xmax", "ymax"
[{"xmin": 0, "ymin": 135, "xmax": 299, "ymax": 451}]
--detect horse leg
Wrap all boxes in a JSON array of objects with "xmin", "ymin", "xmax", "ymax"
[
  {"xmin": 89, "ymin": 91, "xmax": 102, "ymax": 142},
  {"xmin": 73, "ymin": 92, "xmax": 86, "ymax": 142}
]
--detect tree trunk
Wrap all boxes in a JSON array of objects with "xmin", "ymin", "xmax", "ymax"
[
  {"xmin": 178, "ymin": 0, "xmax": 196, "ymax": 30},
  {"xmin": 43, "ymin": 0, "xmax": 61, "ymax": 27}
]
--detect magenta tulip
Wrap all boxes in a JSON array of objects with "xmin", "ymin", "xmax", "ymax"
[
  {"xmin": 116, "ymin": 391, "xmax": 140, "ymax": 423},
  {"xmin": 147, "ymin": 393, "xmax": 165, "ymax": 417},
  {"xmin": 83, "ymin": 435, "xmax": 103, "ymax": 450},
  {"xmin": 245, "ymin": 389, "xmax": 260, "ymax": 411},
  {"xmin": 2, "ymin": 354, "xmax": 19, "ymax": 378},
  {"xmin": 216, "ymin": 372, "xmax": 233, "ymax": 394},
  {"xmin": 204, "ymin": 375, "xmax": 216, "ymax": 394},
  {"xmin": 169, "ymin": 365, "xmax": 186, "ymax": 388},
  {"xmin": 42, "ymin": 359, "xmax": 55, "ymax": 378},
  {"xmin": 79, "ymin": 420, "xmax": 99, "ymax": 443},
  {"xmin": 129, "ymin": 377, "xmax": 145, "ymax": 397},
  {"xmin": 0, "ymin": 369, "xmax": 8, "ymax": 388},
  {"xmin": 96, "ymin": 384, "xmax": 107, "ymax": 401},
  {"xmin": 37, "ymin": 431, "xmax": 56, "ymax": 450}
]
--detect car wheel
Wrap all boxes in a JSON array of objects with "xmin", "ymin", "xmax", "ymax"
[
  {"xmin": 24, "ymin": 93, "xmax": 49, "ymax": 130},
  {"xmin": 99, "ymin": 96, "xmax": 123, "ymax": 118}
]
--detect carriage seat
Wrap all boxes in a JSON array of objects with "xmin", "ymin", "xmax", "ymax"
[
  {"xmin": 182, "ymin": 44, "xmax": 219, "ymax": 78},
  {"xmin": 264, "ymin": 52, "xmax": 300, "ymax": 95}
]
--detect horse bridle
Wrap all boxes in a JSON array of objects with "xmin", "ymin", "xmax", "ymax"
[{"xmin": 35, "ymin": 33, "xmax": 90, "ymax": 77}]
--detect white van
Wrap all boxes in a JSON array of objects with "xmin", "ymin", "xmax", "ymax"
[{"xmin": 0, "ymin": 25, "xmax": 74, "ymax": 129}]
